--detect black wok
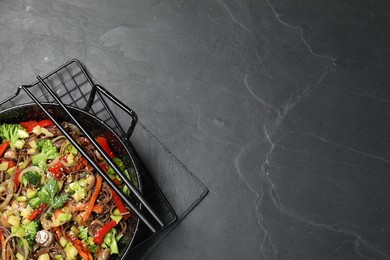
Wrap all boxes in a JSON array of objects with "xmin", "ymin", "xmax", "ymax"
[{"xmin": 0, "ymin": 102, "xmax": 141, "ymax": 260}]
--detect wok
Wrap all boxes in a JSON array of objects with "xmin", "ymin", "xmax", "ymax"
[{"xmin": 0, "ymin": 102, "xmax": 142, "ymax": 260}]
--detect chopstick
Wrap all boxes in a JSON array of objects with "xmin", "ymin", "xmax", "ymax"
[{"xmin": 21, "ymin": 77, "xmax": 164, "ymax": 232}]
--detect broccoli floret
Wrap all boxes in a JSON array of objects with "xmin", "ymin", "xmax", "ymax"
[
  {"xmin": 32, "ymin": 139, "xmax": 58, "ymax": 169},
  {"xmin": 23, "ymin": 171, "xmax": 41, "ymax": 186},
  {"xmin": 84, "ymin": 237, "xmax": 98, "ymax": 254},
  {"xmin": 102, "ymin": 228, "xmax": 119, "ymax": 254},
  {"xmin": 28, "ymin": 197, "xmax": 41, "ymax": 209},
  {"xmin": 78, "ymin": 226, "xmax": 88, "ymax": 240},
  {"xmin": 0, "ymin": 123, "xmax": 29, "ymax": 150},
  {"xmin": 23, "ymin": 220, "xmax": 39, "ymax": 248}
]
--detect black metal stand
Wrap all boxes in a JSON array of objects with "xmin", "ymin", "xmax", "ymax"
[{"xmin": 0, "ymin": 59, "xmax": 177, "ymax": 251}]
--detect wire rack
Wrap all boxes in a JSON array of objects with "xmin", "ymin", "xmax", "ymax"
[{"xmin": 0, "ymin": 59, "xmax": 177, "ymax": 251}]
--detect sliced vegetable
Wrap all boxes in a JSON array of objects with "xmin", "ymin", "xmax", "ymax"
[
  {"xmin": 74, "ymin": 204, "xmax": 103, "ymax": 213},
  {"xmin": 37, "ymin": 253, "xmax": 50, "ymax": 260},
  {"xmin": 110, "ymin": 208, "xmax": 123, "ymax": 223},
  {"xmin": 0, "ymin": 162, "xmax": 8, "ymax": 171},
  {"xmin": 65, "ymin": 242, "xmax": 79, "ymax": 260},
  {"xmin": 83, "ymin": 237, "xmax": 98, "ymax": 254},
  {"xmin": 0, "ymin": 159, "xmax": 16, "ymax": 172},
  {"xmin": 26, "ymin": 188, "xmax": 38, "ymax": 199},
  {"xmin": 57, "ymin": 213, "xmax": 72, "ymax": 222},
  {"xmin": 65, "ymin": 144, "xmax": 78, "ymax": 155},
  {"xmin": 93, "ymin": 220, "xmax": 117, "ymax": 245},
  {"xmin": 19, "ymin": 121, "xmax": 37, "ymax": 129},
  {"xmin": 78, "ymin": 226, "xmax": 88, "ymax": 240},
  {"xmin": 68, "ymin": 181, "xmax": 87, "ymax": 202},
  {"xmin": 7, "ymin": 215, "xmax": 21, "ymax": 227},
  {"xmin": 111, "ymin": 178, "xmax": 122, "ymax": 186},
  {"xmin": 11, "ymin": 226, "xmax": 25, "ymax": 237},
  {"xmin": 107, "ymin": 157, "xmax": 126, "ymax": 179},
  {"xmin": 0, "ymin": 229, "xmax": 4, "ymax": 257},
  {"xmin": 16, "ymin": 252, "xmax": 24, "ymax": 260},
  {"xmin": 48, "ymin": 161, "xmax": 63, "ymax": 179},
  {"xmin": 28, "ymin": 197, "xmax": 41, "ymax": 209},
  {"xmin": 21, "ymin": 119, "xmax": 54, "ymax": 132},
  {"xmin": 0, "ymin": 140, "xmax": 10, "ymax": 157},
  {"xmin": 111, "ymin": 189, "xmax": 131, "ymax": 220},
  {"xmin": 14, "ymin": 169, "xmax": 21, "ymax": 187},
  {"xmin": 69, "ymin": 237, "xmax": 92, "ymax": 260},
  {"xmin": 98, "ymin": 162, "xmax": 109, "ymax": 173},
  {"xmin": 60, "ymin": 236, "xmax": 68, "ymax": 247},
  {"xmin": 82, "ymin": 175, "xmax": 102, "ymax": 222},
  {"xmin": 28, "ymin": 203, "xmax": 47, "ymax": 220},
  {"xmin": 96, "ymin": 136, "xmax": 115, "ymax": 158},
  {"xmin": 102, "ymin": 228, "xmax": 119, "ymax": 254},
  {"xmin": 16, "ymin": 196, "xmax": 27, "ymax": 202},
  {"xmin": 55, "ymin": 255, "xmax": 64, "ymax": 260}
]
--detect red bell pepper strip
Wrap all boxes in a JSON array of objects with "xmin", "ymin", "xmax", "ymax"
[
  {"xmin": 73, "ymin": 157, "xmax": 89, "ymax": 171},
  {"xmin": 19, "ymin": 121, "xmax": 37, "ymax": 129},
  {"xmin": 112, "ymin": 178, "xmax": 121, "ymax": 186},
  {"xmin": 48, "ymin": 161, "xmax": 63, "ymax": 179},
  {"xmin": 28, "ymin": 203, "xmax": 48, "ymax": 221},
  {"xmin": 96, "ymin": 136, "xmax": 115, "ymax": 158},
  {"xmin": 0, "ymin": 141, "xmax": 9, "ymax": 157},
  {"xmin": 93, "ymin": 220, "xmax": 117, "ymax": 245},
  {"xmin": 111, "ymin": 189, "xmax": 131, "ymax": 220},
  {"xmin": 21, "ymin": 119, "xmax": 55, "ymax": 132},
  {"xmin": 98, "ymin": 162, "xmax": 109, "ymax": 173},
  {"xmin": 14, "ymin": 169, "xmax": 21, "ymax": 187},
  {"xmin": 80, "ymin": 157, "xmax": 87, "ymax": 167}
]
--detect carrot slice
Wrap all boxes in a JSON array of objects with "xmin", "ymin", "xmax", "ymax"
[
  {"xmin": 28, "ymin": 203, "xmax": 48, "ymax": 221},
  {"xmin": 82, "ymin": 175, "xmax": 103, "ymax": 222},
  {"xmin": 74, "ymin": 204, "xmax": 103, "ymax": 213},
  {"xmin": 53, "ymin": 226, "xmax": 61, "ymax": 239},
  {"xmin": 72, "ymin": 238, "xmax": 92, "ymax": 260},
  {"xmin": 73, "ymin": 243, "xmax": 89, "ymax": 260}
]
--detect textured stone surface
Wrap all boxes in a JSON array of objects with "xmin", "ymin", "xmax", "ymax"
[{"xmin": 0, "ymin": 0, "xmax": 389, "ymax": 259}]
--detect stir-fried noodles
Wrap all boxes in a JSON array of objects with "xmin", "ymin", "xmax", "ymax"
[{"xmin": 0, "ymin": 120, "xmax": 137, "ymax": 260}]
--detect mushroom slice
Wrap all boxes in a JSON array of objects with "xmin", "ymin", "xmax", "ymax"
[{"xmin": 35, "ymin": 230, "xmax": 54, "ymax": 247}]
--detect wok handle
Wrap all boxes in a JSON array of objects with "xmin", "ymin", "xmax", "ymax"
[{"xmin": 86, "ymin": 84, "xmax": 138, "ymax": 139}]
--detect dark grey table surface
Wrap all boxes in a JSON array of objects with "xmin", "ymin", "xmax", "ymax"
[{"xmin": 1, "ymin": 0, "xmax": 389, "ymax": 259}]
